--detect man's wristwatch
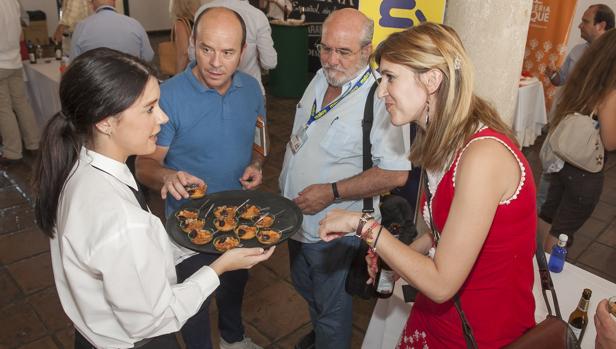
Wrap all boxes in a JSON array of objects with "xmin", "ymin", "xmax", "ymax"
[{"xmin": 331, "ymin": 182, "xmax": 341, "ymax": 202}]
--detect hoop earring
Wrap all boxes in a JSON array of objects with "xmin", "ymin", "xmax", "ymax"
[{"xmin": 425, "ymin": 99, "xmax": 430, "ymax": 126}]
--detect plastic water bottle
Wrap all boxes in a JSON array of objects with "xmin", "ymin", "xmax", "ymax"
[{"xmin": 548, "ymin": 234, "xmax": 568, "ymax": 273}]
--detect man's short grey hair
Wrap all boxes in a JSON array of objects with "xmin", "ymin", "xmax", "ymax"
[{"xmin": 360, "ymin": 18, "xmax": 375, "ymax": 47}]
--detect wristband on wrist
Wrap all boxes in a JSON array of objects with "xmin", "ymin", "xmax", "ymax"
[
  {"xmin": 355, "ymin": 213, "xmax": 374, "ymax": 237},
  {"xmin": 371, "ymin": 225, "xmax": 384, "ymax": 252},
  {"xmin": 331, "ymin": 182, "xmax": 340, "ymax": 201},
  {"xmin": 362, "ymin": 221, "xmax": 380, "ymax": 245}
]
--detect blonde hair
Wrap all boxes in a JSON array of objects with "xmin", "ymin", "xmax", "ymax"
[
  {"xmin": 373, "ymin": 23, "xmax": 514, "ymax": 171},
  {"xmin": 552, "ymin": 28, "xmax": 616, "ymax": 129},
  {"xmin": 171, "ymin": 0, "xmax": 200, "ymax": 21}
]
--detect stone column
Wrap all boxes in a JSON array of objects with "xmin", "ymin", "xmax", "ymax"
[{"xmin": 444, "ymin": 0, "xmax": 532, "ymax": 126}]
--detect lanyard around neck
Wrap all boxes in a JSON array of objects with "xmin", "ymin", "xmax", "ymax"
[{"xmin": 306, "ymin": 68, "xmax": 371, "ymax": 126}]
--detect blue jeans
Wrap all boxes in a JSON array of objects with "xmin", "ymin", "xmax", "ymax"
[
  {"xmin": 176, "ymin": 253, "xmax": 248, "ymax": 349},
  {"xmin": 288, "ymin": 236, "xmax": 360, "ymax": 349}
]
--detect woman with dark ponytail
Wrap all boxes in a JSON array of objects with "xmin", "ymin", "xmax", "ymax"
[{"xmin": 32, "ymin": 48, "xmax": 274, "ymax": 349}]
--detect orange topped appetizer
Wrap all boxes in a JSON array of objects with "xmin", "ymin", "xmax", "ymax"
[
  {"xmin": 185, "ymin": 183, "xmax": 206, "ymax": 199},
  {"xmin": 213, "ymin": 236, "xmax": 240, "ymax": 252}
]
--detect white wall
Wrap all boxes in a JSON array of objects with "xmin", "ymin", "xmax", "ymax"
[
  {"xmin": 128, "ymin": 0, "xmax": 171, "ymax": 31},
  {"xmin": 565, "ymin": 0, "xmax": 616, "ymax": 49}
]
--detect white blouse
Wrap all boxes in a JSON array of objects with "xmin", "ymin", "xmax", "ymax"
[{"xmin": 50, "ymin": 148, "xmax": 219, "ymax": 348}]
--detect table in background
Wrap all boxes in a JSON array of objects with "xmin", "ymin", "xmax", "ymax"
[
  {"xmin": 513, "ymin": 79, "xmax": 548, "ymax": 147},
  {"xmin": 23, "ymin": 60, "xmax": 61, "ymax": 127},
  {"xmin": 362, "ymin": 254, "xmax": 615, "ymax": 349}
]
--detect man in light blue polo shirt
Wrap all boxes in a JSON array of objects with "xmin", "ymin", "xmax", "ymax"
[
  {"xmin": 136, "ymin": 7, "xmax": 265, "ymax": 349},
  {"xmin": 70, "ymin": 0, "xmax": 153, "ymax": 61},
  {"xmin": 279, "ymin": 8, "xmax": 411, "ymax": 349}
]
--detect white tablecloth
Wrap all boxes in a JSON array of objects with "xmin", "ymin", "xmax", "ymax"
[
  {"xmin": 23, "ymin": 60, "xmax": 62, "ymax": 127},
  {"xmin": 362, "ymin": 255, "xmax": 616, "ymax": 349},
  {"xmin": 513, "ymin": 80, "xmax": 548, "ymax": 147}
]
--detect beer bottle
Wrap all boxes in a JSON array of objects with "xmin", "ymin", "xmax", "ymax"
[
  {"xmin": 375, "ymin": 258, "xmax": 394, "ymax": 298},
  {"xmin": 54, "ymin": 40, "xmax": 63, "ymax": 60},
  {"xmin": 27, "ymin": 40, "xmax": 36, "ymax": 64},
  {"xmin": 568, "ymin": 288, "xmax": 592, "ymax": 341},
  {"xmin": 35, "ymin": 41, "xmax": 43, "ymax": 60},
  {"xmin": 374, "ymin": 224, "xmax": 401, "ymax": 298}
]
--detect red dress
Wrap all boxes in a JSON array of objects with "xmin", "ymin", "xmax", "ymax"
[{"xmin": 397, "ymin": 128, "xmax": 536, "ymax": 349}]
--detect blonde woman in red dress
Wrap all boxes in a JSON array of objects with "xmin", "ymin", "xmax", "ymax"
[{"xmin": 319, "ymin": 23, "xmax": 536, "ymax": 348}]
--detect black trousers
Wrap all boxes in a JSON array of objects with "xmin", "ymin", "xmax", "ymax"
[
  {"xmin": 74, "ymin": 330, "xmax": 180, "ymax": 349},
  {"xmin": 175, "ymin": 252, "xmax": 249, "ymax": 349}
]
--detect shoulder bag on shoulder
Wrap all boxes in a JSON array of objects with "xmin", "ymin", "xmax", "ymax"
[
  {"xmin": 547, "ymin": 112, "xmax": 604, "ymax": 173},
  {"xmin": 344, "ymin": 82, "xmax": 378, "ymax": 300}
]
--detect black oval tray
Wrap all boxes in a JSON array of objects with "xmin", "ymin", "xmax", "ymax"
[{"xmin": 166, "ymin": 190, "xmax": 302, "ymax": 254}]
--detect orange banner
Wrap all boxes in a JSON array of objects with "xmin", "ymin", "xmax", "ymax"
[{"xmin": 523, "ymin": 0, "xmax": 578, "ymax": 109}]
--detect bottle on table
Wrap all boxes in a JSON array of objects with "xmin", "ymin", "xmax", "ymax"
[
  {"xmin": 548, "ymin": 233, "xmax": 568, "ymax": 273},
  {"xmin": 27, "ymin": 40, "xmax": 36, "ymax": 64},
  {"xmin": 35, "ymin": 42, "xmax": 43, "ymax": 60},
  {"xmin": 568, "ymin": 288, "xmax": 592, "ymax": 342},
  {"xmin": 54, "ymin": 41, "xmax": 62, "ymax": 60}
]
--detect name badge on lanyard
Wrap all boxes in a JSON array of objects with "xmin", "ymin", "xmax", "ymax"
[
  {"xmin": 290, "ymin": 124, "xmax": 308, "ymax": 154},
  {"xmin": 288, "ymin": 69, "xmax": 371, "ymax": 154}
]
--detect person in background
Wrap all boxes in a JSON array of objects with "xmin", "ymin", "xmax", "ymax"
[
  {"xmin": 320, "ymin": 23, "xmax": 536, "ymax": 348},
  {"xmin": 53, "ymin": 0, "xmax": 91, "ymax": 52},
  {"xmin": 136, "ymin": 7, "xmax": 266, "ymax": 349},
  {"xmin": 0, "ymin": 0, "xmax": 40, "ymax": 165},
  {"xmin": 170, "ymin": 0, "xmax": 199, "ymax": 73},
  {"xmin": 19, "ymin": 0, "xmax": 29, "ymax": 26},
  {"xmin": 595, "ymin": 298, "xmax": 616, "ymax": 349},
  {"xmin": 536, "ymin": 5, "xmax": 614, "ymax": 221},
  {"xmin": 538, "ymin": 28, "xmax": 616, "ymax": 252},
  {"xmin": 545, "ymin": 4, "xmax": 614, "ymax": 86},
  {"xmin": 261, "ymin": 0, "xmax": 292, "ymax": 20},
  {"xmin": 194, "ymin": 0, "xmax": 277, "ymax": 96},
  {"xmin": 70, "ymin": 0, "xmax": 153, "ymax": 61},
  {"xmin": 32, "ymin": 47, "xmax": 273, "ymax": 349},
  {"xmin": 279, "ymin": 8, "xmax": 411, "ymax": 349}
]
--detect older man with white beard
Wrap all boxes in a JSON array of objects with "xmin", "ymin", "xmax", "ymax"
[{"xmin": 279, "ymin": 8, "xmax": 411, "ymax": 349}]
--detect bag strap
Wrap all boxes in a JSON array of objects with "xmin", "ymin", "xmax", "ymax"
[
  {"xmin": 422, "ymin": 173, "xmax": 478, "ymax": 348},
  {"xmin": 422, "ymin": 173, "xmax": 563, "ymax": 349},
  {"xmin": 361, "ymin": 82, "xmax": 378, "ymax": 213},
  {"xmin": 535, "ymin": 235, "xmax": 563, "ymax": 318}
]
